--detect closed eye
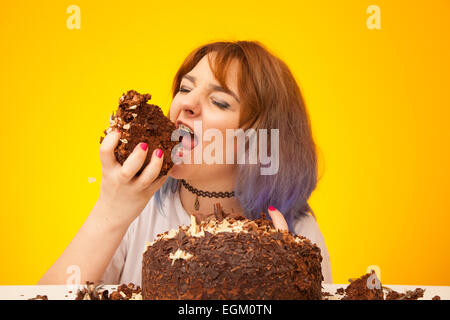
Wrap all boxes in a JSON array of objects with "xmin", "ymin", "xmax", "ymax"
[
  {"xmin": 179, "ymin": 86, "xmax": 191, "ymax": 93},
  {"xmin": 180, "ymin": 85, "xmax": 229, "ymax": 109},
  {"xmin": 212, "ymin": 99, "xmax": 230, "ymax": 109}
]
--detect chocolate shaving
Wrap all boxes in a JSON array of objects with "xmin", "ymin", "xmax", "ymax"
[
  {"xmin": 28, "ymin": 295, "xmax": 48, "ymax": 300},
  {"xmin": 74, "ymin": 282, "xmax": 141, "ymax": 300},
  {"xmin": 385, "ymin": 287, "xmax": 425, "ymax": 300},
  {"xmin": 214, "ymin": 203, "xmax": 224, "ymax": 221},
  {"xmin": 335, "ymin": 287, "xmax": 345, "ymax": 295}
]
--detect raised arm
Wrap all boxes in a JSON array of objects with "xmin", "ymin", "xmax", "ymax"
[{"xmin": 38, "ymin": 130, "xmax": 167, "ymax": 284}]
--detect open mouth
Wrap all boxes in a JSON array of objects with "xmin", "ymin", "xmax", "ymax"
[{"xmin": 177, "ymin": 123, "xmax": 198, "ymax": 151}]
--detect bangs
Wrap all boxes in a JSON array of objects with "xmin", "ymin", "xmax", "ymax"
[
  {"xmin": 207, "ymin": 45, "xmax": 245, "ymax": 98},
  {"xmin": 172, "ymin": 42, "xmax": 246, "ymax": 100}
]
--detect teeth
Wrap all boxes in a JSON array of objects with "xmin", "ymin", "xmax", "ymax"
[{"xmin": 178, "ymin": 123, "xmax": 193, "ymax": 134}]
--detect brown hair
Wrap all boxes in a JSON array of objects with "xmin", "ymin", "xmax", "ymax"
[{"xmin": 170, "ymin": 41, "xmax": 317, "ymax": 230}]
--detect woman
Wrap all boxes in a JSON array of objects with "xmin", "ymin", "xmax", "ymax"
[{"xmin": 38, "ymin": 41, "xmax": 332, "ymax": 286}]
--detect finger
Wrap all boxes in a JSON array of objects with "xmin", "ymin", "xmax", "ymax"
[
  {"xmin": 118, "ymin": 142, "xmax": 149, "ymax": 183},
  {"xmin": 99, "ymin": 129, "xmax": 121, "ymax": 170},
  {"xmin": 136, "ymin": 148, "xmax": 164, "ymax": 188},
  {"xmin": 268, "ymin": 206, "xmax": 289, "ymax": 231}
]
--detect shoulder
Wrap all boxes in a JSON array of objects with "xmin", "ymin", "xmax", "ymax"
[
  {"xmin": 293, "ymin": 214, "xmax": 327, "ymax": 252},
  {"xmin": 293, "ymin": 214, "xmax": 321, "ymax": 242}
]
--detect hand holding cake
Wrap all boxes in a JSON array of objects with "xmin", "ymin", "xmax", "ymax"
[
  {"xmin": 97, "ymin": 90, "xmax": 179, "ymax": 227},
  {"xmin": 97, "ymin": 128, "xmax": 167, "ymax": 228}
]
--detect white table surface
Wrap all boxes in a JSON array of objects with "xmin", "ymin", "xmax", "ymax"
[{"xmin": 0, "ymin": 284, "xmax": 448, "ymax": 300}]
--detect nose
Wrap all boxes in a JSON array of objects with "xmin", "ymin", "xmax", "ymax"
[{"xmin": 179, "ymin": 91, "xmax": 201, "ymax": 118}]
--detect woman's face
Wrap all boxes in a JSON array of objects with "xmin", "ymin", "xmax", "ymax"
[{"xmin": 169, "ymin": 53, "xmax": 242, "ymax": 182}]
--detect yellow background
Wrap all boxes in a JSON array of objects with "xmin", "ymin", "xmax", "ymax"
[{"xmin": 1, "ymin": 0, "xmax": 449, "ymax": 285}]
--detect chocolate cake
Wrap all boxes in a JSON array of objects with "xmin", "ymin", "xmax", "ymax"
[
  {"xmin": 100, "ymin": 90, "xmax": 177, "ymax": 177},
  {"xmin": 142, "ymin": 205, "xmax": 324, "ymax": 300},
  {"xmin": 74, "ymin": 282, "xmax": 142, "ymax": 300},
  {"xmin": 340, "ymin": 271, "xmax": 427, "ymax": 300},
  {"xmin": 341, "ymin": 270, "xmax": 384, "ymax": 300},
  {"xmin": 385, "ymin": 287, "xmax": 425, "ymax": 300}
]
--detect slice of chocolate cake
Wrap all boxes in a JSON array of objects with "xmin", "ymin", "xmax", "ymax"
[
  {"xmin": 100, "ymin": 90, "xmax": 177, "ymax": 178},
  {"xmin": 142, "ymin": 205, "xmax": 324, "ymax": 300},
  {"xmin": 341, "ymin": 270, "xmax": 384, "ymax": 300}
]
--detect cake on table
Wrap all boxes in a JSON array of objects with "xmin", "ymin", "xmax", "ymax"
[{"xmin": 142, "ymin": 204, "xmax": 324, "ymax": 300}]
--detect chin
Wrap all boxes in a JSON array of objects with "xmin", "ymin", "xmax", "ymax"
[{"xmin": 168, "ymin": 163, "xmax": 189, "ymax": 180}]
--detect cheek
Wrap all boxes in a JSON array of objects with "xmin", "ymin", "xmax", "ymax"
[{"xmin": 168, "ymin": 99, "xmax": 179, "ymax": 122}]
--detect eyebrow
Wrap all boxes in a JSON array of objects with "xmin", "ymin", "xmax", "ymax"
[{"xmin": 182, "ymin": 74, "xmax": 241, "ymax": 104}]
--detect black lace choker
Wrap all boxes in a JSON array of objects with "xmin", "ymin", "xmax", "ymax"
[{"xmin": 180, "ymin": 179, "xmax": 235, "ymax": 211}]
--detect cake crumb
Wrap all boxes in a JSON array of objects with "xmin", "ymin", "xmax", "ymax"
[
  {"xmin": 335, "ymin": 287, "xmax": 345, "ymax": 295},
  {"xmin": 342, "ymin": 270, "xmax": 384, "ymax": 300},
  {"xmin": 28, "ymin": 295, "xmax": 48, "ymax": 300},
  {"xmin": 385, "ymin": 287, "xmax": 425, "ymax": 300}
]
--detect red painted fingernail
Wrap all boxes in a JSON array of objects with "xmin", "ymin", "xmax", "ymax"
[
  {"xmin": 140, "ymin": 143, "xmax": 148, "ymax": 151},
  {"xmin": 156, "ymin": 149, "xmax": 163, "ymax": 158},
  {"xmin": 117, "ymin": 129, "xmax": 121, "ymax": 133},
  {"xmin": 268, "ymin": 206, "xmax": 276, "ymax": 211}
]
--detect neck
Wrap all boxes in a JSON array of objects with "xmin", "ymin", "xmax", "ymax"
[{"xmin": 179, "ymin": 174, "xmax": 242, "ymax": 220}]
